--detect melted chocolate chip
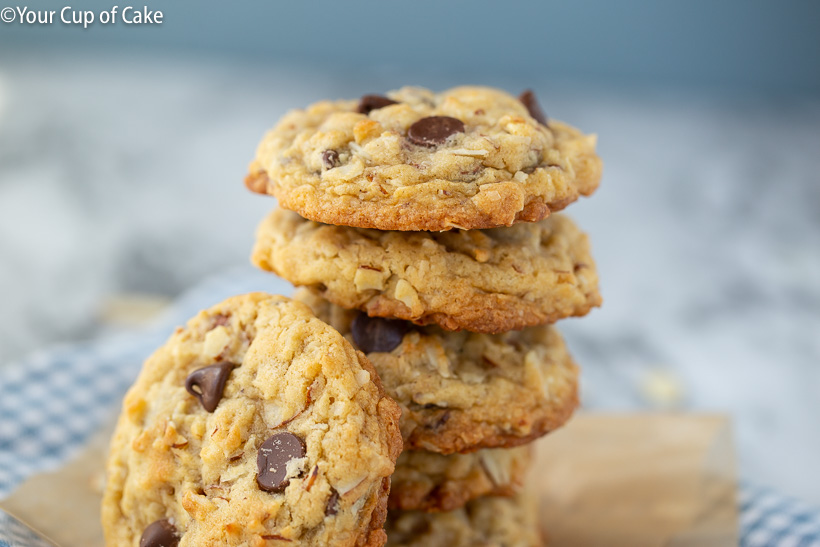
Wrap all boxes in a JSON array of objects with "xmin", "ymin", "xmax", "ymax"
[
  {"xmin": 351, "ymin": 314, "xmax": 410, "ymax": 353},
  {"xmin": 140, "ymin": 519, "xmax": 179, "ymax": 547},
  {"xmin": 357, "ymin": 94, "xmax": 398, "ymax": 114},
  {"xmin": 325, "ymin": 489, "xmax": 340, "ymax": 516},
  {"xmin": 518, "ymin": 89, "xmax": 548, "ymax": 126},
  {"xmin": 185, "ymin": 363, "xmax": 235, "ymax": 413},
  {"xmin": 256, "ymin": 432, "xmax": 306, "ymax": 493},
  {"xmin": 407, "ymin": 116, "xmax": 465, "ymax": 147},
  {"xmin": 322, "ymin": 149, "xmax": 340, "ymax": 169},
  {"xmin": 430, "ymin": 410, "xmax": 451, "ymax": 430}
]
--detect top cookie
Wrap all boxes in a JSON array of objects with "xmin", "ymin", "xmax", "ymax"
[
  {"xmin": 245, "ymin": 86, "xmax": 601, "ymax": 231},
  {"xmin": 102, "ymin": 293, "xmax": 402, "ymax": 547}
]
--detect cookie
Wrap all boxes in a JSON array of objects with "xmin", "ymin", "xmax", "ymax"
[
  {"xmin": 296, "ymin": 290, "xmax": 579, "ymax": 454},
  {"xmin": 245, "ymin": 86, "xmax": 601, "ymax": 232},
  {"xmin": 385, "ymin": 493, "xmax": 543, "ymax": 547},
  {"xmin": 102, "ymin": 293, "xmax": 402, "ymax": 547},
  {"xmin": 390, "ymin": 446, "xmax": 532, "ymax": 512},
  {"xmin": 254, "ymin": 208, "xmax": 600, "ymax": 334}
]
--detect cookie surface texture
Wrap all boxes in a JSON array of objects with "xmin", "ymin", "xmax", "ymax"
[
  {"xmin": 384, "ymin": 492, "xmax": 543, "ymax": 547},
  {"xmin": 390, "ymin": 446, "xmax": 533, "ymax": 512}
]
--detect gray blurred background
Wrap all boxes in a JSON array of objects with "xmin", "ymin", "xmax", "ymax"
[{"xmin": 1, "ymin": 1, "xmax": 819, "ymax": 502}]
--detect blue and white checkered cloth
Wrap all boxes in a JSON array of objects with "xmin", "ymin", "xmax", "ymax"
[{"xmin": 1, "ymin": 267, "xmax": 818, "ymax": 547}]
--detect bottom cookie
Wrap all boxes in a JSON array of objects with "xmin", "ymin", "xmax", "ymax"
[
  {"xmin": 390, "ymin": 446, "xmax": 532, "ymax": 512},
  {"xmin": 385, "ymin": 492, "xmax": 543, "ymax": 547}
]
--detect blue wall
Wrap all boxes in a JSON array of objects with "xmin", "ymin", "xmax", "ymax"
[{"xmin": 2, "ymin": 0, "xmax": 819, "ymax": 93}]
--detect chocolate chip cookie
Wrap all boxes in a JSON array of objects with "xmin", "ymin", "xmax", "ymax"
[
  {"xmin": 385, "ymin": 492, "xmax": 543, "ymax": 546},
  {"xmin": 102, "ymin": 293, "xmax": 402, "ymax": 547},
  {"xmin": 390, "ymin": 446, "xmax": 532, "ymax": 512},
  {"xmin": 296, "ymin": 290, "xmax": 579, "ymax": 454},
  {"xmin": 254, "ymin": 208, "xmax": 600, "ymax": 334},
  {"xmin": 245, "ymin": 86, "xmax": 601, "ymax": 231}
]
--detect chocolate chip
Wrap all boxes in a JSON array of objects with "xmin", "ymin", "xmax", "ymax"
[
  {"xmin": 140, "ymin": 519, "xmax": 179, "ymax": 547},
  {"xmin": 322, "ymin": 150, "xmax": 340, "ymax": 169},
  {"xmin": 256, "ymin": 432, "xmax": 306, "ymax": 493},
  {"xmin": 212, "ymin": 313, "xmax": 230, "ymax": 327},
  {"xmin": 357, "ymin": 94, "xmax": 398, "ymax": 114},
  {"xmin": 185, "ymin": 363, "xmax": 234, "ymax": 413},
  {"xmin": 325, "ymin": 489, "xmax": 340, "ymax": 516},
  {"xmin": 351, "ymin": 314, "xmax": 410, "ymax": 353},
  {"xmin": 430, "ymin": 410, "xmax": 451, "ymax": 430},
  {"xmin": 518, "ymin": 89, "xmax": 548, "ymax": 126},
  {"xmin": 407, "ymin": 116, "xmax": 465, "ymax": 147}
]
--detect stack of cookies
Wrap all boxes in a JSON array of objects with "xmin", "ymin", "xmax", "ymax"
[{"xmin": 246, "ymin": 86, "xmax": 602, "ymax": 545}]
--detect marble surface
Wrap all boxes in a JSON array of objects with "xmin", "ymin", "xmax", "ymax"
[{"xmin": 1, "ymin": 52, "xmax": 819, "ymax": 504}]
